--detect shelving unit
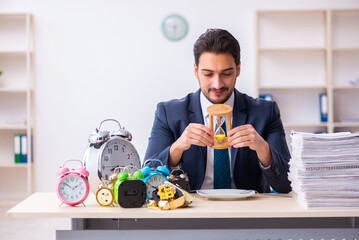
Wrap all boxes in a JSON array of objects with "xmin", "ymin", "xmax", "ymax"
[
  {"xmin": 331, "ymin": 10, "xmax": 359, "ymax": 133},
  {"xmin": 0, "ymin": 13, "xmax": 33, "ymax": 202},
  {"xmin": 255, "ymin": 9, "xmax": 359, "ymax": 146}
]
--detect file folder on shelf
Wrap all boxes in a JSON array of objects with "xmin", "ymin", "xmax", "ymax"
[
  {"xmin": 14, "ymin": 134, "xmax": 21, "ymax": 163},
  {"xmin": 14, "ymin": 134, "xmax": 29, "ymax": 164},
  {"xmin": 319, "ymin": 93, "xmax": 328, "ymax": 122},
  {"xmin": 259, "ymin": 93, "xmax": 273, "ymax": 101},
  {"xmin": 21, "ymin": 134, "xmax": 28, "ymax": 163}
]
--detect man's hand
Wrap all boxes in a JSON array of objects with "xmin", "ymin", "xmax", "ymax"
[
  {"xmin": 169, "ymin": 123, "xmax": 213, "ymax": 167},
  {"xmin": 227, "ymin": 124, "xmax": 272, "ymax": 167},
  {"xmin": 177, "ymin": 123, "xmax": 214, "ymax": 151}
]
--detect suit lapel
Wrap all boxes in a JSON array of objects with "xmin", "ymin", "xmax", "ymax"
[
  {"xmin": 188, "ymin": 89, "xmax": 204, "ymax": 124},
  {"xmin": 230, "ymin": 89, "xmax": 247, "ymax": 172},
  {"xmin": 188, "ymin": 89, "xmax": 207, "ymax": 164}
]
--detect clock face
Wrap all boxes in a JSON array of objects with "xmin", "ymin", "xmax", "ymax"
[
  {"xmin": 145, "ymin": 174, "xmax": 167, "ymax": 199},
  {"xmin": 162, "ymin": 14, "xmax": 188, "ymax": 41},
  {"xmin": 58, "ymin": 175, "xmax": 86, "ymax": 203},
  {"xmin": 99, "ymin": 137, "xmax": 141, "ymax": 181},
  {"xmin": 96, "ymin": 188, "xmax": 113, "ymax": 207}
]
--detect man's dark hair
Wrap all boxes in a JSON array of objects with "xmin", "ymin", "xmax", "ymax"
[{"xmin": 193, "ymin": 28, "xmax": 241, "ymax": 66}]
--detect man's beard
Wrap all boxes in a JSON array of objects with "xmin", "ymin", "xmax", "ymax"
[{"xmin": 204, "ymin": 87, "xmax": 231, "ymax": 104}]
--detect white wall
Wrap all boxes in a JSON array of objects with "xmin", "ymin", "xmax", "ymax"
[{"xmin": 1, "ymin": 0, "xmax": 359, "ymax": 192}]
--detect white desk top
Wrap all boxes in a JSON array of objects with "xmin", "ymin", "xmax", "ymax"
[{"xmin": 7, "ymin": 192, "xmax": 359, "ymax": 219}]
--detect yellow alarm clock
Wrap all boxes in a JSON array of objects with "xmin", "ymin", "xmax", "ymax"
[{"xmin": 95, "ymin": 167, "xmax": 121, "ymax": 207}]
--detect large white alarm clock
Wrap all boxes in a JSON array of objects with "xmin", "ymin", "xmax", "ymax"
[{"xmin": 83, "ymin": 119, "xmax": 141, "ymax": 193}]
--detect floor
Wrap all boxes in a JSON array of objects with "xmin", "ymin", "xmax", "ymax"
[{"xmin": 1, "ymin": 203, "xmax": 71, "ymax": 240}]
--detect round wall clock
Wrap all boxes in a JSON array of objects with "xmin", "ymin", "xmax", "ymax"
[{"xmin": 161, "ymin": 14, "xmax": 188, "ymax": 41}]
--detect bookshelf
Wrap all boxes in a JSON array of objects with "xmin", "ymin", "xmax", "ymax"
[
  {"xmin": 0, "ymin": 13, "xmax": 33, "ymax": 202},
  {"xmin": 331, "ymin": 10, "xmax": 359, "ymax": 133},
  {"xmin": 255, "ymin": 9, "xmax": 359, "ymax": 146}
]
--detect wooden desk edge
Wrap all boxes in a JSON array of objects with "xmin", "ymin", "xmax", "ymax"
[{"xmin": 6, "ymin": 192, "xmax": 359, "ymax": 219}]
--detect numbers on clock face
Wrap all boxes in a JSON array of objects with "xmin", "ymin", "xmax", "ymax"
[
  {"xmin": 146, "ymin": 174, "xmax": 167, "ymax": 198},
  {"xmin": 59, "ymin": 175, "xmax": 85, "ymax": 202},
  {"xmin": 100, "ymin": 138, "xmax": 140, "ymax": 181}
]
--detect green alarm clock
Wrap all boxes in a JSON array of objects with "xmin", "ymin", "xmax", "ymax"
[
  {"xmin": 139, "ymin": 159, "xmax": 170, "ymax": 199},
  {"xmin": 113, "ymin": 166, "xmax": 146, "ymax": 208}
]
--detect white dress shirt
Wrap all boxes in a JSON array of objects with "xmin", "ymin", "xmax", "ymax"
[{"xmin": 200, "ymin": 91, "xmax": 236, "ymax": 189}]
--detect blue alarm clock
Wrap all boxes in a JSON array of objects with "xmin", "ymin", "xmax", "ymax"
[{"xmin": 140, "ymin": 159, "xmax": 170, "ymax": 199}]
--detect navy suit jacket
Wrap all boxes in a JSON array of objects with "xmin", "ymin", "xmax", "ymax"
[{"xmin": 144, "ymin": 89, "xmax": 292, "ymax": 193}]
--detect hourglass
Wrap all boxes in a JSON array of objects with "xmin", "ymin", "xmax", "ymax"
[{"xmin": 207, "ymin": 104, "xmax": 232, "ymax": 149}]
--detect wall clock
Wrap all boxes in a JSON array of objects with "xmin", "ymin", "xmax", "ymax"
[{"xmin": 162, "ymin": 14, "xmax": 188, "ymax": 41}]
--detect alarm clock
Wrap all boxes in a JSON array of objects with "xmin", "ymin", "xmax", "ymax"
[
  {"xmin": 83, "ymin": 119, "xmax": 141, "ymax": 194},
  {"xmin": 112, "ymin": 166, "xmax": 132, "ymax": 204},
  {"xmin": 168, "ymin": 169, "xmax": 191, "ymax": 192},
  {"xmin": 158, "ymin": 183, "xmax": 176, "ymax": 201},
  {"xmin": 95, "ymin": 168, "xmax": 120, "ymax": 207},
  {"xmin": 147, "ymin": 181, "xmax": 194, "ymax": 210},
  {"xmin": 56, "ymin": 159, "xmax": 90, "ymax": 207},
  {"xmin": 113, "ymin": 166, "xmax": 146, "ymax": 208},
  {"xmin": 96, "ymin": 182, "xmax": 114, "ymax": 207},
  {"xmin": 140, "ymin": 159, "xmax": 170, "ymax": 199}
]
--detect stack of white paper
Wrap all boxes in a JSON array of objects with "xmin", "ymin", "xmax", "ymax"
[{"xmin": 289, "ymin": 131, "xmax": 359, "ymax": 208}]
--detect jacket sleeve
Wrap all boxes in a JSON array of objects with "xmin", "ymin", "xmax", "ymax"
[
  {"xmin": 144, "ymin": 102, "xmax": 175, "ymax": 168},
  {"xmin": 261, "ymin": 101, "xmax": 292, "ymax": 193}
]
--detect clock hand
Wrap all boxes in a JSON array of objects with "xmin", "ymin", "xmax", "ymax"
[{"xmin": 64, "ymin": 183, "xmax": 71, "ymax": 188}]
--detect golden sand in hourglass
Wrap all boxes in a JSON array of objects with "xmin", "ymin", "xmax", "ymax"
[
  {"xmin": 207, "ymin": 104, "xmax": 232, "ymax": 149},
  {"xmin": 214, "ymin": 126, "xmax": 226, "ymax": 142}
]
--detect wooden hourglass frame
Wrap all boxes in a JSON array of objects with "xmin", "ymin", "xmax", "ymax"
[{"xmin": 207, "ymin": 104, "xmax": 232, "ymax": 149}]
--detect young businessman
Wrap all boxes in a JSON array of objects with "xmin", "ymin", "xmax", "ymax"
[{"xmin": 144, "ymin": 28, "xmax": 291, "ymax": 193}]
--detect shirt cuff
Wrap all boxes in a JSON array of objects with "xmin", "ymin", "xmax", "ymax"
[{"xmin": 259, "ymin": 162, "xmax": 271, "ymax": 170}]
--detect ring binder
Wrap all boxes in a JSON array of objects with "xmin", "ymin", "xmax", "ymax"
[{"xmin": 319, "ymin": 93, "xmax": 328, "ymax": 123}]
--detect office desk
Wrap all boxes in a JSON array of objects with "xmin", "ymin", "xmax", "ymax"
[{"xmin": 7, "ymin": 192, "xmax": 359, "ymax": 240}]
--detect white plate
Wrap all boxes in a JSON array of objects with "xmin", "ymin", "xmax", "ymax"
[{"xmin": 197, "ymin": 189, "xmax": 256, "ymax": 200}]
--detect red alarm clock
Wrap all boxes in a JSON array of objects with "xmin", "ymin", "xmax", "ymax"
[{"xmin": 56, "ymin": 159, "xmax": 90, "ymax": 206}]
